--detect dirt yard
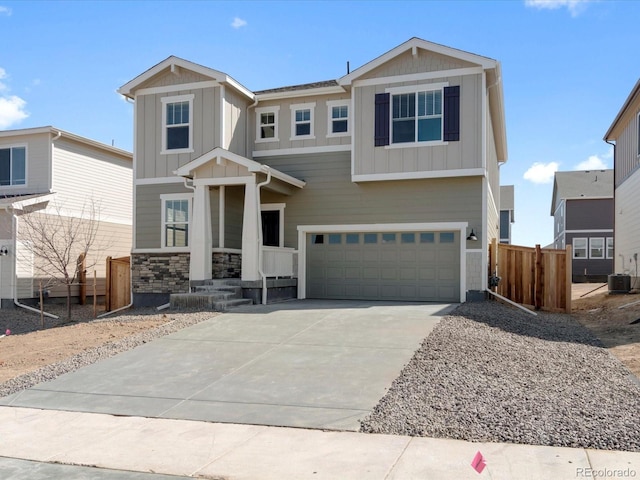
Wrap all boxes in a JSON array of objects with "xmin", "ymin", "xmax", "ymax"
[
  {"xmin": 0, "ymin": 303, "xmax": 194, "ymax": 384},
  {"xmin": 571, "ymin": 283, "xmax": 640, "ymax": 377}
]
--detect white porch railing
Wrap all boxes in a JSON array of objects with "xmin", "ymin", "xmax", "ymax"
[{"xmin": 261, "ymin": 246, "xmax": 297, "ymax": 278}]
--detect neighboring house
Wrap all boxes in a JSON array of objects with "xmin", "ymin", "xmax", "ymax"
[
  {"xmin": 499, "ymin": 185, "xmax": 515, "ymax": 244},
  {"xmin": 550, "ymin": 169, "xmax": 614, "ymax": 282},
  {"xmin": 118, "ymin": 37, "xmax": 507, "ymax": 306},
  {"xmin": 0, "ymin": 127, "xmax": 132, "ymax": 308},
  {"xmin": 604, "ymin": 78, "xmax": 640, "ymax": 285}
]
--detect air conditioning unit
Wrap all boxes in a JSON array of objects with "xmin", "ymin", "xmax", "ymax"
[{"xmin": 608, "ymin": 274, "xmax": 631, "ymax": 294}]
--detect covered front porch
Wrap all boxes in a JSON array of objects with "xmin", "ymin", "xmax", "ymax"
[{"xmin": 173, "ymin": 147, "xmax": 305, "ymax": 304}]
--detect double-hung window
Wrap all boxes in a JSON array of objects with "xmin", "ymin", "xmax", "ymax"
[
  {"xmin": 327, "ymin": 100, "xmax": 349, "ymax": 137},
  {"xmin": 606, "ymin": 237, "xmax": 614, "ymax": 259},
  {"xmin": 375, "ymin": 82, "xmax": 458, "ymax": 147},
  {"xmin": 161, "ymin": 194, "xmax": 192, "ymax": 248},
  {"xmin": 590, "ymin": 237, "xmax": 604, "ymax": 259},
  {"xmin": 161, "ymin": 94, "xmax": 194, "ymax": 154},
  {"xmin": 0, "ymin": 145, "xmax": 26, "ymax": 186},
  {"xmin": 392, "ymin": 88, "xmax": 443, "ymax": 144},
  {"xmin": 290, "ymin": 103, "xmax": 315, "ymax": 140},
  {"xmin": 573, "ymin": 238, "xmax": 587, "ymax": 259},
  {"xmin": 255, "ymin": 106, "xmax": 279, "ymax": 142}
]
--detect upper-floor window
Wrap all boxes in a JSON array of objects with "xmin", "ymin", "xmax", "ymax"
[
  {"xmin": 161, "ymin": 94, "xmax": 194, "ymax": 154},
  {"xmin": 256, "ymin": 106, "xmax": 279, "ymax": 143},
  {"xmin": 161, "ymin": 193, "xmax": 192, "ymax": 248},
  {"xmin": 290, "ymin": 102, "xmax": 315, "ymax": 140},
  {"xmin": 392, "ymin": 88, "xmax": 442, "ymax": 144},
  {"xmin": 375, "ymin": 83, "xmax": 458, "ymax": 148},
  {"xmin": 327, "ymin": 100, "xmax": 349, "ymax": 137},
  {"xmin": 0, "ymin": 145, "xmax": 26, "ymax": 186}
]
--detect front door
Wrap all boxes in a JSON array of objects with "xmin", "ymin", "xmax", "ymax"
[{"xmin": 261, "ymin": 210, "xmax": 280, "ymax": 247}]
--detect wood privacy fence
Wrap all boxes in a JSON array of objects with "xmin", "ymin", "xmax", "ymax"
[
  {"xmin": 489, "ymin": 240, "xmax": 572, "ymax": 313},
  {"xmin": 105, "ymin": 256, "xmax": 130, "ymax": 311}
]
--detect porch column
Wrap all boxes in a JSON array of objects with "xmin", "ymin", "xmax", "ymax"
[
  {"xmin": 241, "ymin": 175, "xmax": 260, "ymax": 281},
  {"xmin": 190, "ymin": 184, "xmax": 212, "ymax": 281}
]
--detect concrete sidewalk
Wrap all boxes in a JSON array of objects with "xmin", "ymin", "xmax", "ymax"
[{"xmin": 1, "ymin": 407, "xmax": 638, "ymax": 480}]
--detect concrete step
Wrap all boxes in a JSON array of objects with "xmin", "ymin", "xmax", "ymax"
[{"xmin": 169, "ymin": 293, "xmax": 252, "ymax": 311}]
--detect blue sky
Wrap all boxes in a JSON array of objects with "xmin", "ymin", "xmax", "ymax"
[{"xmin": 1, "ymin": 0, "xmax": 638, "ymax": 247}]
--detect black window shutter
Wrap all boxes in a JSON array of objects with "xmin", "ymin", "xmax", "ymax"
[
  {"xmin": 374, "ymin": 93, "xmax": 390, "ymax": 146},
  {"xmin": 443, "ymin": 86, "xmax": 460, "ymax": 142}
]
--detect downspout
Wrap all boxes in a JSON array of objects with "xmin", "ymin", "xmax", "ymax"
[
  {"xmin": 606, "ymin": 138, "xmax": 617, "ymax": 274},
  {"xmin": 245, "ymin": 97, "xmax": 259, "ymax": 158},
  {"xmin": 11, "ymin": 211, "xmax": 58, "ymax": 318},
  {"xmin": 256, "ymin": 166, "xmax": 272, "ymax": 305}
]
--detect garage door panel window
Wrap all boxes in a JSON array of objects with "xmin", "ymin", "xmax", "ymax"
[
  {"xmin": 346, "ymin": 233, "xmax": 359, "ymax": 244},
  {"xmin": 312, "ymin": 234, "xmax": 324, "ymax": 244},
  {"xmin": 328, "ymin": 234, "xmax": 342, "ymax": 244},
  {"xmin": 440, "ymin": 232, "xmax": 455, "ymax": 243},
  {"xmin": 364, "ymin": 233, "xmax": 378, "ymax": 244},
  {"xmin": 401, "ymin": 233, "xmax": 415, "ymax": 243},
  {"xmin": 420, "ymin": 233, "xmax": 435, "ymax": 243},
  {"xmin": 382, "ymin": 233, "xmax": 396, "ymax": 243}
]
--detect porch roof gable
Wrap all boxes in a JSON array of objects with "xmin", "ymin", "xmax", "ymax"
[{"xmin": 173, "ymin": 147, "xmax": 306, "ymax": 189}]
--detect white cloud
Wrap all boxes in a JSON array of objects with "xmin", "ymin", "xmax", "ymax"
[
  {"xmin": 574, "ymin": 154, "xmax": 609, "ymax": 170},
  {"xmin": 524, "ymin": 0, "xmax": 589, "ymax": 17},
  {"xmin": 231, "ymin": 17, "xmax": 247, "ymax": 29},
  {"xmin": 0, "ymin": 67, "xmax": 29, "ymax": 128},
  {"xmin": 523, "ymin": 161, "xmax": 560, "ymax": 184},
  {"xmin": 0, "ymin": 6, "xmax": 12, "ymax": 16},
  {"xmin": 0, "ymin": 95, "xmax": 28, "ymax": 128}
]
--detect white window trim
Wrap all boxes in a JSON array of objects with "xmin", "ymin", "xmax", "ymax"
[
  {"xmin": 385, "ymin": 82, "xmax": 448, "ymax": 149},
  {"xmin": 590, "ymin": 237, "xmax": 605, "ymax": 259},
  {"xmin": 290, "ymin": 102, "xmax": 316, "ymax": 141},
  {"xmin": 606, "ymin": 237, "xmax": 614, "ymax": 259},
  {"xmin": 261, "ymin": 203, "xmax": 285, "ymax": 247},
  {"xmin": 255, "ymin": 106, "xmax": 280, "ymax": 143},
  {"xmin": 0, "ymin": 143, "xmax": 28, "ymax": 188},
  {"xmin": 573, "ymin": 237, "xmax": 587, "ymax": 259},
  {"xmin": 326, "ymin": 100, "xmax": 350, "ymax": 138},
  {"xmin": 160, "ymin": 193, "xmax": 193, "ymax": 249},
  {"xmin": 160, "ymin": 94, "xmax": 194, "ymax": 155},
  {"xmin": 637, "ymin": 112, "xmax": 640, "ymax": 158}
]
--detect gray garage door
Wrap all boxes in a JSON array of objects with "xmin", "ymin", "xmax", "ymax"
[{"xmin": 306, "ymin": 231, "xmax": 460, "ymax": 302}]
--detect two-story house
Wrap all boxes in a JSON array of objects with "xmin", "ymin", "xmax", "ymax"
[
  {"xmin": 499, "ymin": 185, "xmax": 515, "ymax": 244},
  {"xmin": 0, "ymin": 127, "xmax": 132, "ymax": 308},
  {"xmin": 605, "ymin": 78, "xmax": 640, "ymax": 286},
  {"xmin": 118, "ymin": 37, "xmax": 507, "ymax": 307},
  {"xmin": 550, "ymin": 169, "xmax": 614, "ymax": 282}
]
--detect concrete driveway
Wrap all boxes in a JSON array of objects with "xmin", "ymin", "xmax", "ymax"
[{"xmin": 0, "ymin": 300, "xmax": 454, "ymax": 431}]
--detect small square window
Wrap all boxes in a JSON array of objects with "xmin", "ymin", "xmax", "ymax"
[
  {"xmin": 439, "ymin": 232, "xmax": 455, "ymax": 243},
  {"xmin": 346, "ymin": 233, "xmax": 359, "ymax": 244},
  {"xmin": 401, "ymin": 233, "xmax": 415, "ymax": 243},
  {"xmin": 328, "ymin": 234, "xmax": 341, "ymax": 244},
  {"xmin": 420, "ymin": 232, "xmax": 435, "ymax": 243},
  {"xmin": 382, "ymin": 233, "xmax": 396, "ymax": 244},
  {"xmin": 364, "ymin": 233, "xmax": 377, "ymax": 244}
]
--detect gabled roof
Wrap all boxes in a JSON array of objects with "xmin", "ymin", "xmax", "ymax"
[
  {"xmin": 604, "ymin": 78, "xmax": 640, "ymax": 141},
  {"xmin": 174, "ymin": 147, "xmax": 305, "ymax": 188},
  {"xmin": 338, "ymin": 37, "xmax": 498, "ymax": 86},
  {"xmin": 118, "ymin": 56, "xmax": 254, "ymax": 101},
  {"xmin": 550, "ymin": 169, "xmax": 613, "ymax": 215},
  {"xmin": 0, "ymin": 126, "xmax": 131, "ymax": 159}
]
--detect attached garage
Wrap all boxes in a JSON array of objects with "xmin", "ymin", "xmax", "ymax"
[{"xmin": 302, "ymin": 226, "xmax": 462, "ymax": 302}]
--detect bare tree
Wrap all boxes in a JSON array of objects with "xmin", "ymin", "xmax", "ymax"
[{"xmin": 18, "ymin": 199, "xmax": 104, "ymax": 321}]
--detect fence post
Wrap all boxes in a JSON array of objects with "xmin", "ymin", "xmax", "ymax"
[
  {"xmin": 565, "ymin": 245, "xmax": 572, "ymax": 313},
  {"xmin": 534, "ymin": 244, "xmax": 543, "ymax": 310},
  {"xmin": 105, "ymin": 256, "xmax": 112, "ymax": 312}
]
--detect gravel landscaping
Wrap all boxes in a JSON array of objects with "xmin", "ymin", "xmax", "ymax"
[{"xmin": 360, "ymin": 300, "xmax": 640, "ymax": 452}]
